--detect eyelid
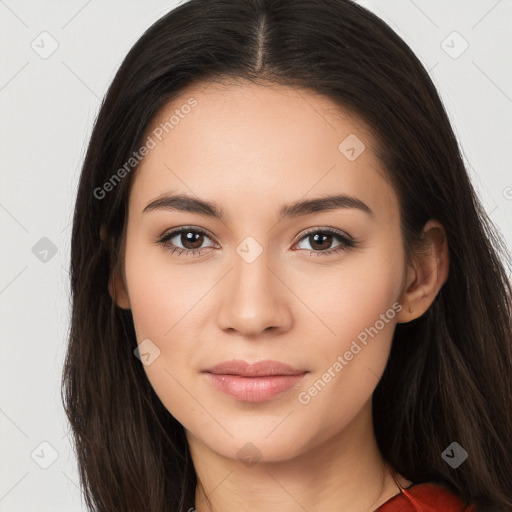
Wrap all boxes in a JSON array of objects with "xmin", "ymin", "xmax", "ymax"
[
  {"xmin": 155, "ymin": 225, "xmax": 217, "ymax": 244},
  {"xmin": 156, "ymin": 225, "xmax": 358, "ymax": 257},
  {"xmin": 157, "ymin": 225, "xmax": 354, "ymax": 243},
  {"xmin": 292, "ymin": 225, "xmax": 355, "ymax": 246}
]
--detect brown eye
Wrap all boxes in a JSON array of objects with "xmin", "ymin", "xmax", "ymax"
[
  {"xmin": 307, "ymin": 232, "xmax": 335, "ymax": 251},
  {"xmin": 156, "ymin": 226, "xmax": 357, "ymax": 258},
  {"xmin": 294, "ymin": 228, "xmax": 356, "ymax": 256},
  {"xmin": 178, "ymin": 230, "xmax": 205, "ymax": 250},
  {"xmin": 157, "ymin": 227, "xmax": 216, "ymax": 256}
]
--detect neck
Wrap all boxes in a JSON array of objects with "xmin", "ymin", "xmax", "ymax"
[{"xmin": 188, "ymin": 400, "xmax": 409, "ymax": 512}]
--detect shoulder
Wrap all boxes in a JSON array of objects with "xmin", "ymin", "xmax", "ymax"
[{"xmin": 376, "ymin": 482, "xmax": 476, "ymax": 512}]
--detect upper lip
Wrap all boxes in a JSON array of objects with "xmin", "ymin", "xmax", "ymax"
[{"xmin": 203, "ymin": 359, "xmax": 307, "ymax": 377}]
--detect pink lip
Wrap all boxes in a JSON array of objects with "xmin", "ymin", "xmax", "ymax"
[{"xmin": 202, "ymin": 359, "xmax": 308, "ymax": 402}]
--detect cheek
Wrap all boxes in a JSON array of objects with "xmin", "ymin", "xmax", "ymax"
[
  {"xmin": 123, "ymin": 242, "xmax": 210, "ymax": 423},
  {"xmin": 293, "ymin": 238, "xmax": 404, "ymax": 357},
  {"xmin": 298, "ymin": 278, "xmax": 399, "ymax": 398},
  {"xmin": 126, "ymin": 272, "xmax": 199, "ymax": 427},
  {"xmin": 293, "ymin": 241, "xmax": 404, "ymax": 413},
  {"xmin": 124, "ymin": 237, "xmax": 204, "ymax": 340}
]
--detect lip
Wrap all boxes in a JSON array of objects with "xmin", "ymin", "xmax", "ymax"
[
  {"xmin": 204, "ymin": 359, "xmax": 306, "ymax": 377},
  {"xmin": 202, "ymin": 359, "xmax": 308, "ymax": 402}
]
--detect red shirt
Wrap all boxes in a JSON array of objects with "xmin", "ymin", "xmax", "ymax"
[{"xmin": 376, "ymin": 482, "xmax": 475, "ymax": 511}]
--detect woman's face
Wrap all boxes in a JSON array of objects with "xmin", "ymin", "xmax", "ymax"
[{"xmin": 115, "ymin": 80, "xmax": 409, "ymax": 462}]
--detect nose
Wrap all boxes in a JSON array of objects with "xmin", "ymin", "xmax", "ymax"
[{"xmin": 216, "ymin": 251, "xmax": 293, "ymax": 338}]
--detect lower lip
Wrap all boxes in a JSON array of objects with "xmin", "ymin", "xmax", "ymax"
[{"xmin": 204, "ymin": 372, "xmax": 307, "ymax": 402}]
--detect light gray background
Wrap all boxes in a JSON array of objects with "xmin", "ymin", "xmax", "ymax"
[{"xmin": 1, "ymin": 1, "xmax": 511, "ymax": 510}]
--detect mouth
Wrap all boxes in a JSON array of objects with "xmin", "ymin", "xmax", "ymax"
[{"xmin": 202, "ymin": 359, "xmax": 308, "ymax": 402}]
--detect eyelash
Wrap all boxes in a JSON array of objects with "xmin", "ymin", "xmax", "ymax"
[{"xmin": 156, "ymin": 226, "xmax": 359, "ymax": 258}]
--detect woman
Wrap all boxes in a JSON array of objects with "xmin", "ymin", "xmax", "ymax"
[{"xmin": 61, "ymin": 0, "xmax": 512, "ymax": 510}]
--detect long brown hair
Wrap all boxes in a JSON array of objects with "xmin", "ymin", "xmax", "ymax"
[{"xmin": 61, "ymin": 0, "xmax": 512, "ymax": 510}]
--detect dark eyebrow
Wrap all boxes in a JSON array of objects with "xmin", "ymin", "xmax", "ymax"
[
  {"xmin": 143, "ymin": 193, "xmax": 225, "ymax": 217},
  {"xmin": 142, "ymin": 192, "xmax": 373, "ymax": 220},
  {"xmin": 279, "ymin": 194, "xmax": 373, "ymax": 219}
]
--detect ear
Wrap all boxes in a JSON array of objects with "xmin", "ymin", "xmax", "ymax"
[
  {"xmin": 109, "ymin": 268, "xmax": 131, "ymax": 310},
  {"xmin": 100, "ymin": 224, "xmax": 131, "ymax": 310},
  {"xmin": 396, "ymin": 219, "xmax": 449, "ymax": 323}
]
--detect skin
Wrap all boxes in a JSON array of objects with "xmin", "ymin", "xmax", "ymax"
[{"xmin": 109, "ymin": 80, "xmax": 449, "ymax": 511}]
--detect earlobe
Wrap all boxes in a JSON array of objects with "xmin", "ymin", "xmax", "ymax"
[
  {"xmin": 108, "ymin": 269, "xmax": 131, "ymax": 310},
  {"xmin": 396, "ymin": 220, "xmax": 449, "ymax": 324},
  {"xmin": 396, "ymin": 264, "xmax": 422, "ymax": 323},
  {"xmin": 101, "ymin": 224, "xmax": 131, "ymax": 310}
]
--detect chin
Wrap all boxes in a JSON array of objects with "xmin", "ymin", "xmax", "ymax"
[{"xmin": 187, "ymin": 419, "xmax": 319, "ymax": 464}]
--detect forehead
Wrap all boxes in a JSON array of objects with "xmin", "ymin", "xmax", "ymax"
[{"xmin": 128, "ymin": 80, "xmax": 398, "ymax": 225}]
